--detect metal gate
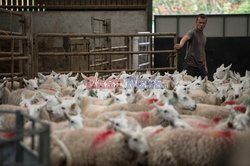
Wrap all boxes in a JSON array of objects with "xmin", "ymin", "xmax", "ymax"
[
  {"xmin": 35, "ymin": 32, "xmax": 178, "ymax": 77},
  {"xmin": 0, "ymin": 8, "xmax": 32, "ymax": 87}
]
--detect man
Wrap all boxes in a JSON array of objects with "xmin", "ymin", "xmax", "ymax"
[{"xmin": 174, "ymin": 14, "xmax": 208, "ymax": 78}]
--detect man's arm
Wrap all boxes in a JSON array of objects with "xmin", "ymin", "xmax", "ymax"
[{"xmin": 174, "ymin": 35, "xmax": 190, "ymax": 50}]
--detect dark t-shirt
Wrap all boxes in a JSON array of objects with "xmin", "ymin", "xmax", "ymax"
[{"xmin": 184, "ymin": 28, "xmax": 207, "ymax": 67}]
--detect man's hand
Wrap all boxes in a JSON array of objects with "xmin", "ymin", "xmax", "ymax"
[{"xmin": 174, "ymin": 44, "xmax": 182, "ymax": 50}]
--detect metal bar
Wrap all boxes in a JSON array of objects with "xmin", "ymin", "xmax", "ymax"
[
  {"xmin": 247, "ymin": 16, "xmax": 249, "ymax": 36},
  {"xmin": 0, "ymin": 7, "xmax": 23, "ymax": 16},
  {"xmin": 89, "ymin": 57, "xmax": 127, "ymax": 67},
  {"xmin": 89, "ymin": 45, "xmax": 127, "ymax": 52},
  {"xmin": 15, "ymin": 111, "xmax": 24, "ymax": 163},
  {"xmin": 41, "ymin": 67, "xmax": 176, "ymax": 75},
  {"xmin": 38, "ymin": 50, "xmax": 176, "ymax": 56},
  {"xmin": 37, "ymin": 32, "xmax": 177, "ymax": 37},
  {"xmin": 112, "ymin": 57, "xmax": 127, "ymax": 62},
  {"xmin": 0, "ymin": 52, "xmax": 22, "ymax": 56},
  {"xmin": 0, "ymin": 56, "xmax": 28, "ymax": 61},
  {"xmin": 39, "ymin": 125, "xmax": 50, "ymax": 165},
  {"xmin": 0, "ymin": 30, "xmax": 23, "ymax": 36},
  {"xmin": 139, "ymin": 62, "xmax": 150, "ymax": 67},
  {"xmin": 0, "ymin": 72, "xmax": 23, "ymax": 77},
  {"xmin": 31, "ymin": 121, "xmax": 35, "ymax": 150},
  {"xmin": 0, "ymin": 35, "xmax": 28, "ymax": 39},
  {"xmin": 11, "ymin": 39, "xmax": 14, "ymax": 89}
]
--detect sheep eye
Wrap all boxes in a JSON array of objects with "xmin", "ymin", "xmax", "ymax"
[
  {"xmin": 44, "ymin": 99, "xmax": 48, "ymax": 102},
  {"xmin": 240, "ymin": 80, "xmax": 243, "ymax": 83},
  {"xmin": 231, "ymin": 87, "xmax": 233, "ymax": 90},
  {"xmin": 183, "ymin": 97, "xmax": 188, "ymax": 100},
  {"xmin": 133, "ymin": 138, "xmax": 138, "ymax": 142},
  {"xmin": 126, "ymin": 94, "xmax": 130, "ymax": 97},
  {"xmin": 164, "ymin": 110, "xmax": 168, "ymax": 113},
  {"xmin": 26, "ymin": 82, "xmax": 30, "ymax": 85},
  {"xmin": 62, "ymin": 107, "xmax": 65, "ymax": 110},
  {"xmin": 241, "ymin": 87, "xmax": 243, "ymax": 90},
  {"xmin": 115, "ymin": 123, "xmax": 120, "ymax": 126},
  {"xmin": 196, "ymin": 83, "xmax": 201, "ymax": 85},
  {"xmin": 223, "ymin": 69, "xmax": 225, "ymax": 72},
  {"xmin": 116, "ymin": 98, "xmax": 119, "ymax": 101},
  {"xmin": 70, "ymin": 120, "xmax": 74, "ymax": 124}
]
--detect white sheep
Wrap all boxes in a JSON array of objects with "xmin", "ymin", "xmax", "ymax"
[
  {"xmin": 0, "ymin": 104, "xmax": 28, "ymax": 130},
  {"xmin": 52, "ymin": 126, "xmax": 149, "ymax": 166},
  {"xmin": 145, "ymin": 128, "xmax": 240, "ymax": 166}
]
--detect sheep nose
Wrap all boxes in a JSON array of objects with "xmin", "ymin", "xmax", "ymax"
[
  {"xmin": 34, "ymin": 87, "xmax": 38, "ymax": 90},
  {"xmin": 222, "ymin": 96, "xmax": 226, "ymax": 102},
  {"xmin": 235, "ymin": 95, "xmax": 239, "ymax": 99},
  {"xmin": 143, "ymin": 151, "xmax": 149, "ymax": 156},
  {"xmin": 193, "ymin": 104, "xmax": 197, "ymax": 110}
]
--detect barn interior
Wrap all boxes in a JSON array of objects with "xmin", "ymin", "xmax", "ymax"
[{"xmin": 0, "ymin": 0, "xmax": 250, "ymax": 166}]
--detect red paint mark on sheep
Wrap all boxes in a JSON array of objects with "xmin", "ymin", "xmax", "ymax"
[
  {"xmin": 224, "ymin": 100, "xmax": 236, "ymax": 105},
  {"xmin": 212, "ymin": 117, "xmax": 221, "ymax": 124},
  {"xmin": 150, "ymin": 128, "xmax": 164, "ymax": 137},
  {"xmin": 146, "ymin": 98, "xmax": 158, "ymax": 105},
  {"xmin": 0, "ymin": 132, "xmax": 16, "ymax": 139},
  {"xmin": 91, "ymin": 130, "xmax": 115, "ymax": 148},
  {"xmin": 197, "ymin": 123, "xmax": 212, "ymax": 129},
  {"xmin": 140, "ymin": 112, "xmax": 150, "ymax": 125},
  {"xmin": 234, "ymin": 105, "xmax": 246, "ymax": 113},
  {"xmin": 211, "ymin": 130, "xmax": 237, "ymax": 143}
]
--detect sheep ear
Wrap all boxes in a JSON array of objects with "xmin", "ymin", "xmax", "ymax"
[
  {"xmin": 116, "ymin": 127, "xmax": 131, "ymax": 138},
  {"xmin": 64, "ymin": 112, "xmax": 71, "ymax": 121},
  {"xmin": 67, "ymin": 72, "xmax": 73, "ymax": 77},
  {"xmin": 23, "ymin": 78, "xmax": 28, "ymax": 85},
  {"xmin": 38, "ymin": 102, "xmax": 47, "ymax": 110},
  {"xmin": 55, "ymin": 95, "xmax": 62, "ymax": 104},
  {"xmin": 70, "ymin": 103, "xmax": 76, "ymax": 111},
  {"xmin": 173, "ymin": 91, "xmax": 178, "ymax": 99},
  {"xmin": 74, "ymin": 73, "xmax": 79, "ymax": 79},
  {"xmin": 81, "ymin": 73, "xmax": 87, "ymax": 80},
  {"xmin": 37, "ymin": 72, "xmax": 45, "ymax": 79},
  {"xmin": 153, "ymin": 103, "xmax": 162, "ymax": 111},
  {"xmin": 227, "ymin": 64, "xmax": 232, "ymax": 69},
  {"xmin": 95, "ymin": 72, "xmax": 99, "ymax": 79},
  {"xmin": 0, "ymin": 80, "xmax": 7, "ymax": 87}
]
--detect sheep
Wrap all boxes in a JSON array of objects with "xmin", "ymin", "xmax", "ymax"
[
  {"xmin": 178, "ymin": 103, "xmax": 230, "ymax": 120},
  {"xmin": 213, "ymin": 64, "xmax": 232, "ymax": 80},
  {"xmin": 52, "ymin": 126, "xmax": 149, "ymax": 166},
  {"xmin": 0, "ymin": 80, "xmax": 8, "ymax": 104},
  {"xmin": 96, "ymin": 103, "xmax": 180, "ymax": 128},
  {"xmin": 227, "ymin": 131, "xmax": 250, "ymax": 166},
  {"xmin": 0, "ymin": 104, "xmax": 28, "ymax": 130},
  {"xmin": 38, "ymin": 77, "xmax": 61, "ymax": 95},
  {"xmin": 229, "ymin": 99, "xmax": 250, "ymax": 131},
  {"xmin": 23, "ymin": 78, "xmax": 38, "ymax": 90},
  {"xmin": 145, "ymin": 128, "xmax": 240, "ymax": 166},
  {"xmin": 188, "ymin": 89, "xmax": 222, "ymax": 105},
  {"xmin": 4, "ymin": 88, "xmax": 37, "ymax": 106}
]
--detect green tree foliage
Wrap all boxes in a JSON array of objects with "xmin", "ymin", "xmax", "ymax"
[{"xmin": 153, "ymin": 0, "xmax": 250, "ymax": 15}]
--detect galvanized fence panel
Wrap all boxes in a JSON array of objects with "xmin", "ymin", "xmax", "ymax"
[
  {"xmin": 0, "ymin": 8, "xmax": 31, "ymax": 88},
  {"xmin": 34, "ymin": 32, "xmax": 177, "ymax": 77},
  {"xmin": 0, "ymin": 111, "xmax": 50, "ymax": 166}
]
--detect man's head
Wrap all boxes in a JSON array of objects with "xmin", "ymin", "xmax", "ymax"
[{"xmin": 196, "ymin": 14, "xmax": 207, "ymax": 32}]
